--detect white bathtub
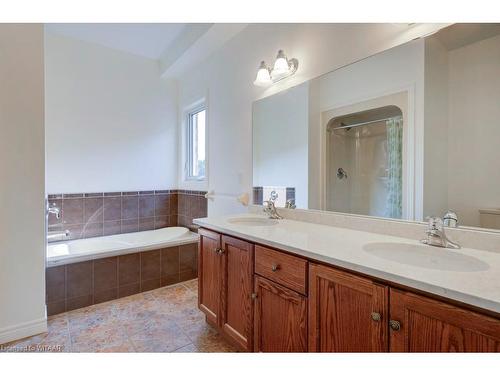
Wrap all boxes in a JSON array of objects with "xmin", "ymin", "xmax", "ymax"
[{"xmin": 46, "ymin": 227, "xmax": 199, "ymax": 267}]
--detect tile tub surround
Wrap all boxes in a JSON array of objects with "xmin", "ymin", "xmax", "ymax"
[
  {"xmin": 176, "ymin": 190, "xmax": 209, "ymax": 231},
  {"xmin": 194, "ymin": 213, "xmax": 500, "ymax": 314},
  {"xmin": 47, "ymin": 190, "xmax": 207, "ymax": 240},
  {"xmin": 2, "ymin": 280, "xmax": 237, "ymax": 353},
  {"xmin": 45, "ymin": 243, "xmax": 198, "ymax": 316}
]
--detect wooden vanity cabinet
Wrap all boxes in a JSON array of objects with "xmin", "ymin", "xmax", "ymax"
[
  {"xmin": 198, "ymin": 228, "xmax": 222, "ymax": 327},
  {"xmin": 308, "ymin": 263, "xmax": 500, "ymax": 352},
  {"xmin": 199, "ymin": 227, "xmax": 500, "ymax": 353},
  {"xmin": 220, "ymin": 235, "xmax": 254, "ymax": 351},
  {"xmin": 389, "ymin": 289, "xmax": 500, "ymax": 352},
  {"xmin": 254, "ymin": 276, "xmax": 308, "ymax": 352},
  {"xmin": 308, "ymin": 264, "xmax": 389, "ymax": 352},
  {"xmin": 198, "ymin": 229, "xmax": 254, "ymax": 351}
]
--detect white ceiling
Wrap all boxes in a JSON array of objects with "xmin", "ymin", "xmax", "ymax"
[{"xmin": 45, "ymin": 23, "xmax": 188, "ymax": 59}]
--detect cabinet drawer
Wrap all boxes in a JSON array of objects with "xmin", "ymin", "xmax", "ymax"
[{"xmin": 255, "ymin": 245, "xmax": 307, "ymax": 294}]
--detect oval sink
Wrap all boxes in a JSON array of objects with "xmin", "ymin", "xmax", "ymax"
[
  {"xmin": 363, "ymin": 242, "xmax": 489, "ymax": 272},
  {"xmin": 226, "ymin": 217, "xmax": 278, "ymax": 227}
]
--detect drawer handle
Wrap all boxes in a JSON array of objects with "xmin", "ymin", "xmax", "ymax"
[
  {"xmin": 370, "ymin": 312, "xmax": 381, "ymax": 322},
  {"xmin": 271, "ymin": 264, "xmax": 280, "ymax": 272},
  {"xmin": 389, "ymin": 320, "xmax": 401, "ymax": 331}
]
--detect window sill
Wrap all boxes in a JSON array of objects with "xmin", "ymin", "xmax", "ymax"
[{"xmin": 179, "ymin": 179, "xmax": 208, "ymax": 191}]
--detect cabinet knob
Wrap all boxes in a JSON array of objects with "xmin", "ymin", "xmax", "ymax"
[
  {"xmin": 370, "ymin": 312, "xmax": 381, "ymax": 322},
  {"xmin": 389, "ymin": 320, "xmax": 401, "ymax": 331},
  {"xmin": 251, "ymin": 293, "xmax": 258, "ymax": 300},
  {"xmin": 271, "ymin": 264, "xmax": 280, "ymax": 272},
  {"xmin": 215, "ymin": 248, "xmax": 225, "ymax": 255}
]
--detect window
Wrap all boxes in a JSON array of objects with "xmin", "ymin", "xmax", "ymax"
[{"xmin": 186, "ymin": 107, "xmax": 206, "ymax": 180}]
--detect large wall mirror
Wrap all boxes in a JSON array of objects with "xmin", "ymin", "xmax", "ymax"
[{"xmin": 253, "ymin": 23, "xmax": 500, "ymax": 231}]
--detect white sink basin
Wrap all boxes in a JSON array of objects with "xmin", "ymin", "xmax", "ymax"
[
  {"xmin": 363, "ymin": 242, "xmax": 489, "ymax": 272},
  {"xmin": 226, "ymin": 217, "xmax": 278, "ymax": 227}
]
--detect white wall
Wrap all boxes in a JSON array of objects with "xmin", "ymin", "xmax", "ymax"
[
  {"xmin": 447, "ymin": 34, "xmax": 500, "ymax": 227},
  {"xmin": 45, "ymin": 32, "xmax": 178, "ymax": 193},
  {"xmin": 176, "ymin": 23, "xmax": 443, "ymax": 216},
  {"xmin": 253, "ymin": 83, "xmax": 309, "ymax": 208},
  {"xmin": 0, "ymin": 24, "xmax": 47, "ymax": 344}
]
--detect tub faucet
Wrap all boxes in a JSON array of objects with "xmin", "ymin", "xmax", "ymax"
[
  {"xmin": 263, "ymin": 200, "xmax": 283, "ymax": 220},
  {"xmin": 421, "ymin": 217, "xmax": 460, "ymax": 249},
  {"xmin": 47, "ymin": 205, "xmax": 61, "ymax": 219}
]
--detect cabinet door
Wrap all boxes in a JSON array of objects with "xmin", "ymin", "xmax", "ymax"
[
  {"xmin": 309, "ymin": 264, "xmax": 388, "ymax": 352},
  {"xmin": 390, "ymin": 289, "xmax": 500, "ymax": 352},
  {"xmin": 254, "ymin": 276, "xmax": 307, "ymax": 352},
  {"xmin": 198, "ymin": 228, "xmax": 222, "ymax": 326},
  {"xmin": 220, "ymin": 235, "xmax": 254, "ymax": 351}
]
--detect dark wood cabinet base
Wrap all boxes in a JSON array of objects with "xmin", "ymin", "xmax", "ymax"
[{"xmin": 197, "ymin": 227, "xmax": 500, "ymax": 352}]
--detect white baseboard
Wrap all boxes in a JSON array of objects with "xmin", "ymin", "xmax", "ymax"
[{"xmin": 0, "ymin": 317, "xmax": 47, "ymax": 345}]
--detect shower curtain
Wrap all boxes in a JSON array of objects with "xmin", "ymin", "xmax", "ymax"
[{"xmin": 386, "ymin": 116, "xmax": 403, "ymax": 218}]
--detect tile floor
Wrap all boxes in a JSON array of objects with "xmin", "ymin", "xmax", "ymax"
[{"xmin": 1, "ymin": 279, "xmax": 237, "ymax": 353}]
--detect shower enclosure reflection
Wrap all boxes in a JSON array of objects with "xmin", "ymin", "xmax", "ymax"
[
  {"xmin": 326, "ymin": 106, "xmax": 403, "ymax": 219},
  {"xmin": 252, "ymin": 23, "xmax": 500, "ymax": 231}
]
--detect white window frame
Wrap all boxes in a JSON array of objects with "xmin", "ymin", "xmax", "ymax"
[{"xmin": 179, "ymin": 98, "xmax": 208, "ymax": 190}]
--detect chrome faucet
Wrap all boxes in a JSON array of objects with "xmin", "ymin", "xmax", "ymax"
[
  {"xmin": 263, "ymin": 200, "xmax": 283, "ymax": 220},
  {"xmin": 421, "ymin": 217, "xmax": 460, "ymax": 249},
  {"xmin": 47, "ymin": 204, "xmax": 61, "ymax": 219},
  {"xmin": 443, "ymin": 210, "xmax": 458, "ymax": 228},
  {"xmin": 285, "ymin": 199, "xmax": 296, "ymax": 209}
]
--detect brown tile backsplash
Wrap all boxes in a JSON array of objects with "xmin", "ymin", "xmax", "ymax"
[
  {"xmin": 45, "ymin": 244, "xmax": 197, "ymax": 315},
  {"xmin": 139, "ymin": 217, "xmax": 155, "ymax": 231},
  {"xmin": 46, "ymin": 265, "xmax": 66, "ymax": 303},
  {"xmin": 66, "ymin": 261, "xmax": 93, "ymax": 299},
  {"xmin": 121, "ymin": 195, "xmax": 139, "ymax": 220},
  {"xmin": 84, "ymin": 197, "xmax": 103, "ymax": 223},
  {"xmin": 118, "ymin": 253, "xmax": 140, "ymax": 286},
  {"xmin": 141, "ymin": 250, "xmax": 161, "ymax": 282},
  {"xmin": 139, "ymin": 194, "xmax": 155, "ymax": 218},
  {"xmin": 47, "ymin": 190, "xmax": 207, "ymax": 241},
  {"xmin": 93, "ymin": 257, "xmax": 118, "ymax": 292},
  {"xmin": 62, "ymin": 198, "xmax": 84, "ymax": 225}
]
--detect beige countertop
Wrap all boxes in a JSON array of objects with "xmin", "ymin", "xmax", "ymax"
[{"xmin": 194, "ymin": 214, "xmax": 500, "ymax": 314}]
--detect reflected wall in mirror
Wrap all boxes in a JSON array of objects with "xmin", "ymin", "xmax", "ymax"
[{"xmin": 252, "ymin": 23, "xmax": 500, "ymax": 231}]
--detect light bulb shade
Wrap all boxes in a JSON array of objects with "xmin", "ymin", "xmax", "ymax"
[
  {"xmin": 254, "ymin": 61, "xmax": 271, "ymax": 86},
  {"xmin": 272, "ymin": 50, "xmax": 290, "ymax": 77}
]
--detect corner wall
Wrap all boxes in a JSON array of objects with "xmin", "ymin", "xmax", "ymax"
[{"xmin": 0, "ymin": 24, "xmax": 47, "ymax": 344}]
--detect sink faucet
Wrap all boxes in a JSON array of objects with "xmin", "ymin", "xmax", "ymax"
[
  {"xmin": 263, "ymin": 200, "xmax": 283, "ymax": 220},
  {"xmin": 443, "ymin": 210, "xmax": 458, "ymax": 228},
  {"xmin": 285, "ymin": 199, "xmax": 296, "ymax": 209},
  {"xmin": 421, "ymin": 217, "xmax": 460, "ymax": 249}
]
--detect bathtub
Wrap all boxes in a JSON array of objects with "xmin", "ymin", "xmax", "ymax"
[{"xmin": 46, "ymin": 226, "xmax": 199, "ymax": 267}]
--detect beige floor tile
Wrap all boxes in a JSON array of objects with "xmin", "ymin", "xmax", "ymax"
[
  {"xmin": 183, "ymin": 279, "xmax": 198, "ymax": 293},
  {"xmin": 1, "ymin": 279, "xmax": 236, "ymax": 353}
]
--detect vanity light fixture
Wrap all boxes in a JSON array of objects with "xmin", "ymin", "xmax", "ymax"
[
  {"xmin": 253, "ymin": 49, "xmax": 298, "ymax": 86},
  {"xmin": 254, "ymin": 61, "xmax": 272, "ymax": 86}
]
